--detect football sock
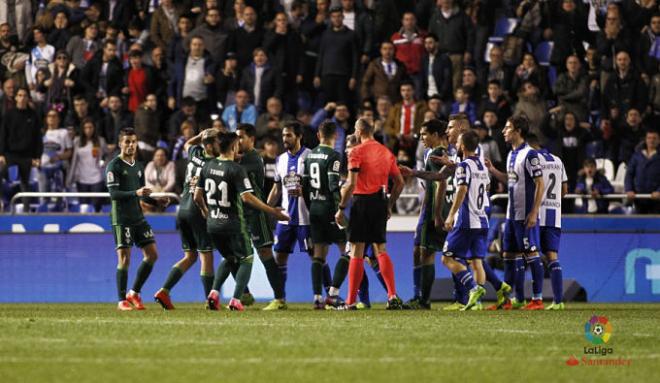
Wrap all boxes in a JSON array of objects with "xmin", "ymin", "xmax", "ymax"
[
  {"xmin": 261, "ymin": 257, "xmax": 284, "ymax": 300},
  {"xmin": 162, "ymin": 267, "xmax": 184, "ymax": 292},
  {"xmin": 526, "ymin": 255, "xmax": 544, "ymax": 300},
  {"xmin": 420, "ymin": 264, "xmax": 435, "ymax": 304},
  {"xmin": 332, "ymin": 254, "xmax": 350, "ymax": 289},
  {"xmin": 376, "ymin": 253, "xmax": 397, "ymax": 299},
  {"xmin": 358, "ymin": 269, "xmax": 370, "ymax": 306},
  {"xmin": 212, "ymin": 260, "xmax": 232, "ymax": 292},
  {"xmin": 131, "ymin": 261, "xmax": 154, "ymax": 293},
  {"xmin": 503, "ymin": 258, "xmax": 516, "ymax": 288},
  {"xmin": 514, "ymin": 257, "xmax": 526, "ymax": 302},
  {"xmin": 116, "ymin": 267, "xmax": 128, "ymax": 301},
  {"xmin": 455, "ymin": 269, "xmax": 476, "ymax": 291},
  {"xmin": 311, "ymin": 258, "xmax": 324, "ymax": 296},
  {"xmin": 548, "ymin": 260, "xmax": 563, "ymax": 303},
  {"xmin": 322, "ymin": 262, "xmax": 332, "ymax": 292},
  {"xmin": 413, "ymin": 265, "xmax": 422, "ymax": 299},
  {"xmin": 369, "ymin": 259, "xmax": 388, "ymax": 291},
  {"xmin": 346, "ymin": 258, "xmax": 364, "ymax": 305},
  {"xmin": 200, "ymin": 273, "xmax": 214, "ymax": 297},
  {"xmin": 483, "ymin": 262, "xmax": 502, "ymax": 291},
  {"xmin": 233, "ymin": 258, "xmax": 253, "ymax": 300},
  {"xmin": 278, "ymin": 264, "xmax": 288, "ymax": 298}
]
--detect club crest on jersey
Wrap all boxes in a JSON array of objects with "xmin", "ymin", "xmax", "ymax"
[
  {"xmin": 456, "ymin": 166, "xmax": 466, "ymax": 176},
  {"xmin": 244, "ymin": 178, "xmax": 252, "ymax": 190},
  {"xmin": 332, "ymin": 161, "xmax": 340, "ymax": 172},
  {"xmin": 107, "ymin": 172, "xmax": 115, "ymax": 183},
  {"xmin": 138, "ymin": 171, "xmax": 142, "ymax": 178},
  {"xmin": 530, "ymin": 157, "xmax": 540, "ymax": 166}
]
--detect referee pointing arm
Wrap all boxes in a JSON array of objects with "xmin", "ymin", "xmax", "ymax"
[{"xmin": 335, "ymin": 119, "xmax": 405, "ymax": 309}]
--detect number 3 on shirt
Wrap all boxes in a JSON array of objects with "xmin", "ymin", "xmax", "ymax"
[{"xmin": 205, "ymin": 178, "xmax": 230, "ymax": 207}]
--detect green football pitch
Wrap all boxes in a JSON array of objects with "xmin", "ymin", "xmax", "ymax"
[{"xmin": 1, "ymin": 303, "xmax": 658, "ymax": 383}]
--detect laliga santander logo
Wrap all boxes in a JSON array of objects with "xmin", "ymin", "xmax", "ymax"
[{"xmin": 584, "ymin": 316, "xmax": 613, "ymax": 345}]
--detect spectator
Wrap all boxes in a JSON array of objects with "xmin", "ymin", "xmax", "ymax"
[
  {"xmin": 395, "ymin": 148, "xmax": 421, "ymax": 215},
  {"xmin": 99, "ymin": 94, "xmax": 132, "ymax": 152},
  {"xmin": 148, "ymin": 46, "xmax": 170, "ymax": 104},
  {"xmin": 44, "ymin": 51, "xmax": 79, "ymax": 116},
  {"xmin": 38, "ymin": 109, "xmax": 72, "ymax": 197},
  {"xmin": 427, "ymin": 0, "xmax": 474, "ymax": 93},
  {"xmin": 150, "ymin": 0, "xmax": 182, "ymax": 52},
  {"xmin": 474, "ymin": 120, "xmax": 503, "ymax": 172},
  {"xmin": 384, "ymin": 81, "xmax": 427, "ymax": 150},
  {"xmin": 167, "ymin": 96, "xmax": 203, "ymax": 143},
  {"xmin": 186, "ymin": 7, "xmax": 228, "ymax": 65},
  {"xmin": 360, "ymin": 41, "xmax": 407, "ymax": 103},
  {"xmin": 575, "ymin": 158, "xmax": 614, "ymax": 214},
  {"xmin": 223, "ymin": 0, "xmax": 247, "ymax": 31},
  {"xmin": 314, "ymin": 7, "xmax": 358, "ymax": 104},
  {"xmin": 555, "ymin": 111, "xmax": 591, "ymax": 191},
  {"xmin": 79, "ymin": 40, "xmax": 123, "ymax": 108},
  {"xmin": 596, "ymin": 8, "xmax": 630, "ymax": 89},
  {"xmin": 479, "ymin": 46, "xmax": 511, "ymax": 95},
  {"xmin": 0, "ymin": 0, "xmax": 32, "ymax": 42},
  {"xmin": 513, "ymin": 80, "xmax": 547, "ymax": 145},
  {"xmin": 26, "ymin": 27, "xmax": 55, "ymax": 90},
  {"xmin": 625, "ymin": 129, "xmax": 660, "ymax": 214},
  {"xmin": 511, "ymin": 52, "xmax": 549, "ymax": 99},
  {"xmin": 0, "ymin": 22, "xmax": 18, "ymax": 63},
  {"xmin": 262, "ymin": 136, "xmax": 279, "ymax": 192},
  {"xmin": 461, "ymin": 66, "xmax": 481, "ymax": 101},
  {"xmin": 419, "ymin": 33, "xmax": 452, "ymax": 101},
  {"xmin": 67, "ymin": 117, "xmax": 108, "ymax": 212},
  {"xmin": 123, "ymin": 50, "xmax": 157, "ymax": 113},
  {"xmin": 341, "ymin": 0, "xmax": 359, "ymax": 31},
  {"xmin": 171, "ymin": 120, "xmax": 196, "ymax": 162},
  {"xmin": 617, "ymin": 108, "xmax": 647, "ymax": 165},
  {"xmin": 166, "ymin": 14, "xmax": 193, "ymax": 69},
  {"xmin": 102, "ymin": 0, "xmax": 135, "ymax": 33},
  {"xmin": 391, "ymin": 12, "xmax": 425, "ymax": 89},
  {"xmin": 168, "ymin": 35, "xmax": 216, "ymax": 114},
  {"xmin": 450, "ymin": 86, "xmax": 477, "ymax": 124},
  {"xmin": 64, "ymin": 95, "xmax": 97, "ymax": 136},
  {"xmin": 0, "ymin": 88, "xmax": 43, "ymax": 211},
  {"xmin": 65, "ymin": 22, "xmax": 99, "ymax": 70},
  {"xmin": 216, "ymin": 52, "xmax": 240, "ymax": 108},
  {"xmin": 0, "ymin": 77, "xmax": 15, "ymax": 118},
  {"xmin": 482, "ymin": 109, "xmax": 506, "ymax": 168},
  {"xmin": 221, "ymin": 89, "xmax": 257, "ymax": 131},
  {"xmin": 640, "ymin": 13, "xmax": 660, "ymax": 78},
  {"xmin": 134, "ymin": 94, "xmax": 162, "ymax": 162},
  {"xmin": 47, "ymin": 11, "xmax": 71, "ymax": 51},
  {"xmin": 300, "ymin": 0, "xmax": 329, "ymax": 106},
  {"xmin": 256, "ymin": 97, "xmax": 294, "ymax": 145},
  {"xmin": 427, "ymin": 94, "xmax": 448, "ymax": 120},
  {"xmin": 144, "ymin": 147, "xmax": 176, "ymax": 193},
  {"xmin": 478, "ymin": 80, "xmax": 512, "ymax": 124},
  {"xmin": 547, "ymin": 0, "xmax": 588, "ymax": 69},
  {"xmin": 310, "ymin": 101, "xmax": 352, "ymax": 155},
  {"xmin": 602, "ymin": 50, "xmax": 648, "ymax": 121},
  {"xmin": 228, "ymin": 6, "xmax": 264, "ymax": 69},
  {"xmin": 263, "ymin": 13, "xmax": 303, "ymax": 113},
  {"xmin": 240, "ymin": 48, "xmax": 281, "ymax": 113},
  {"xmin": 553, "ymin": 55, "xmax": 590, "ymax": 122}
]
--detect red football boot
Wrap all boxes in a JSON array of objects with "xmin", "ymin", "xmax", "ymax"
[
  {"xmin": 523, "ymin": 299, "xmax": 544, "ymax": 310},
  {"xmin": 154, "ymin": 290, "xmax": 175, "ymax": 310},
  {"xmin": 228, "ymin": 298, "xmax": 245, "ymax": 311},
  {"xmin": 126, "ymin": 291, "xmax": 145, "ymax": 310},
  {"xmin": 117, "ymin": 300, "xmax": 133, "ymax": 311},
  {"xmin": 207, "ymin": 290, "xmax": 221, "ymax": 311}
]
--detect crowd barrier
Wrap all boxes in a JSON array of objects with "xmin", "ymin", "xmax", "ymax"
[{"xmin": 1, "ymin": 214, "xmax": 658, "ymax": 303}]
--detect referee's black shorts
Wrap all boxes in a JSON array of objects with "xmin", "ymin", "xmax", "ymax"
[{"xmin": 348, "ymin": 192, "xmax": 388, "ymax": 244}]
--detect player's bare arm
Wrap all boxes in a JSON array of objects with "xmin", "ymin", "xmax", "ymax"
[
  {"xmin": 484, "ymin": 158, "xmax": 507, "ymax": 184},
  {"xmin": 193, "ymin": 187, "xmax": 209, "ymax": 219},
  {"xmin": 183, "ymin": 131, "xmax": 204, "ymax": 153},
  {"xmin": 562, "ymin": 182, "xmax": 568, "ymax": 198},
  {"xmin": 388, "ymin": 173, "xmax": 404, "ymax": 217},
  {"xmin": 267, "ymin": 182, "xmax": 282, "ymax": 206},
  {"xmin": 336, "ymin": 170, "xmax": 356, "ymax": 227},
  {"xmin": 445, "ymin": 184, "xmax": 467, "ymax": 231},
  {"xmin": 526, "ymin": 176, "xmax": 545, "ymax": 229},
  {"xmin": 434, "ymin": 180, "xmax": 447, "ymax": 231},
  {"xmin": 242, "ymin": 192, "xmax": 290, "ymax": 222}
]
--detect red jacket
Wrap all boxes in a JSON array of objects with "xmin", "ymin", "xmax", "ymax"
[{"xmin": 391, "ymin": 29, "xmax": 426, "ymax": 75}]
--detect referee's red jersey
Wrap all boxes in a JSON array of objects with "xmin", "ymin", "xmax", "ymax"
[{"xmin": 348, "ymin": 139, "xmax": 400, "ymax": 195}]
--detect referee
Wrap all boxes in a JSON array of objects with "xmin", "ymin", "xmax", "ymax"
[{"xmin": 335, "ymin": 119, "xmax": 405, "ymax": 309}]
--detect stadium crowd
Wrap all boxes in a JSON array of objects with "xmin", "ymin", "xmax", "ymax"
[{"xmin": 0, "ymin": 0, "xmax": 658, "ymax": 214}]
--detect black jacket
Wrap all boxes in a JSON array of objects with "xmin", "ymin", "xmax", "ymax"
[
  {"xmin": 315, "ymin": 26, "xmax": 359, "ymax": 78},
  {"xmin": 80, "ymin": 51, "xmax": 124, "ymax": 102},
  {"xmin": 240, "ymin": 64, "xmax": 282, "ymax": 112},
  {"xmin": 418, "ymin": 51, "xmax": 453, "ymax": 100},
  {"xmin": 0, "ymin": 107, "xmax": 43, "ymax": 159},
  {"xmin": 229, "ymin": 27, "xmax": 265, "ymax": 69},
  {"xmin": 427, "ymin": 6, "xmax": 474, "ymax": 54},
  {"xmin": 263, "ymin": 29, "xmax": 305, "ymax": 84}
]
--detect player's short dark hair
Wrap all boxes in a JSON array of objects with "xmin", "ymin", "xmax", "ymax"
[
  {"xmin": 508, "ymin": 115, "xmax": 530, "ymax": 138},
  {"xmin": 236, "ymin": 123, "xmax": 256, "ymax": 138},
  {"xmin": 103, "ymin": 40, "xmax": 117, "ymax": 49},
  {"xmin": 460, "ymin": 130, "xmax": 479, "ymax": 152},
  {"xmin": 219, "ymin": 132, "xmax": 239, "ymax": 153},
  {"xmin": 421, "ymin": 119, "xmax": 447, "ymax": 136},
  {"xmin": 119, "ymin": 127, "xmax": 136, "ymax": 140},
  {"xmin": 526, "ymin": 133, "xmax": 540, "ymax": 147},
  {"xmin": 283, "ymin": 121, "xmax": 303, "ymax": 137},
  {"xmin": 329, "ymin": 6, "xmax": 342, "ymax": 14},
  {"xmin": 319, "ymin": 120, "xmax": 337, "ymax": 139}
]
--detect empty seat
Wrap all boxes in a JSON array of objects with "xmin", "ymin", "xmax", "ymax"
[
  {"xmin": 489, "ymin": 17, "xmax": 519, "ymax": 43},
  {"xmin": 595, "ymin": 158, "xmax": 615, "ymax": 182},
  {"xmin": 534, "ymin": 41, "xmax": 554, "ymax": 66}
]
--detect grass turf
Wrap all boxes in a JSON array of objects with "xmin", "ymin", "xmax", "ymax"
[{"xmin": 0, "ymin": 303, "xmax": 658, "ymax": 383}]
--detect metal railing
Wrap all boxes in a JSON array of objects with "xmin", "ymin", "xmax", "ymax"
[
  {"xmin": 9, "ymin": 192, "xmax": 181, "ymax": 214},
  {"xmin": 398, "ymin": 193, "xmax": 654, "ymax": 202}
]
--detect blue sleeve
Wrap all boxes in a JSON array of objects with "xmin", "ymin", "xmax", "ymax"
[
  {"xmin": 526, "ymin": 150, "xmax": 543, "ymax": 178},
  {"xmin": 310, "ymin": 108, "xmax": 328, "ymax": 131}
]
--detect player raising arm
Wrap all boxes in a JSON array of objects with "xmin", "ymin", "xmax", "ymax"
[
  {"xmin": 108, "ymin": 128, "xmax": 168, "ymax": 311},
  {"xmin": 194, "ymin": 132, "xmax": 289, "ymax": 311}
]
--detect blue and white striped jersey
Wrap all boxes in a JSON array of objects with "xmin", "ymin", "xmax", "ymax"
[
  {"xmin": 454, "ymin": 157, "xmax": 490, "ymax": 229},
  {"xmin": 538, "ymin": 149, "xmax": 567, "ymax": 228},
  {"xmin": 274, "ymin": 147, "xmax": 310, "ymax": 225},
  {"xmin": 506, "ymin": 143, "xmax": 543, "ymax": 220}
]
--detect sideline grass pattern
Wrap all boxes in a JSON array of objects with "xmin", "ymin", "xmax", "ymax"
[{"xmin": 0, "ymin": 303, "xmax": 658, "ymax": 382}]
